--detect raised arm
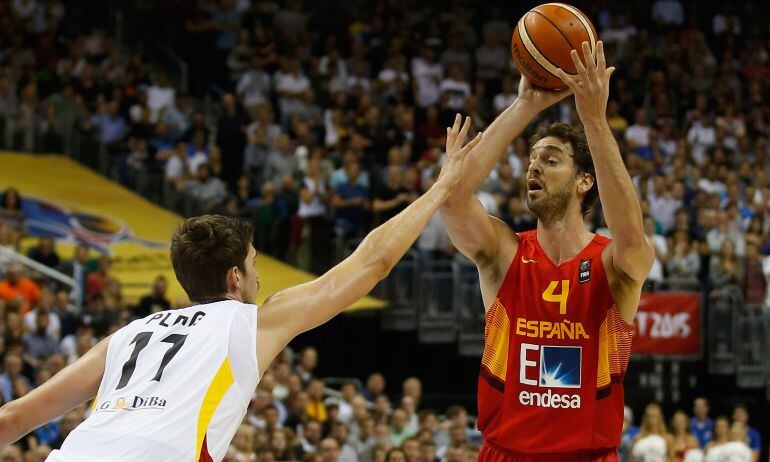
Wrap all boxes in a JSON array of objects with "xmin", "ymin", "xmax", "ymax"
[
  {"xmin": 440, "ymin": 83, "xmax": 569, "ymax": 269},
  {"xmin": 0, "ymin": 336, "xmax": 109, "ymax": 446},
  {"xmin": 556, "ymin": 41, "xmax": 654, "ymax": 321},
  {"xmin": 255, "ymin": 121, "xmax": 483, "ymax": 373}
]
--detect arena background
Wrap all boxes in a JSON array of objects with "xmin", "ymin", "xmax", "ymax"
[{"xmin": 0, "ymin": 0, "xmax": 769, "ymax": 461}]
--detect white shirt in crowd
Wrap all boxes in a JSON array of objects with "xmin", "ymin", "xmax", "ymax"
[
  {"xmin": 411, "ymin": 58, "xmax": 443, "ymax": 108},
  {"xmin": 625, "ymin": 123, "xmax": 651, "ymax": 148},
  {"xmin": 146, "ymin": 84, "xmax": 175, "ymax": 123},
  {"xmin": 493, "ymin": 92, "xmax": 517, "ymax": 116},
  {"xmin": 439, "ymin": 78, "xmax": 471, "ymax": 111},
  {"xmin": 275, "ymin": 71, "xmax": 310, "ymax": 116},
  {"xmin": 237, "ymin": 70, "xmax": 271, "ymax": 109},
  {"xmin": 687, "ymin": 123, "xmax": 717, "ymax": 165}
]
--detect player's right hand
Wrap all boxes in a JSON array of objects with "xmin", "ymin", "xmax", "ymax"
[{"xmin": 436, "ymin": 114, "xmax": 483, "ymax": 191}]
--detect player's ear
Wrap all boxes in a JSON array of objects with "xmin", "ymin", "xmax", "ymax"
[
  {"xmin": 225, "ymin": 265, "xmax": 241, "ymax": 293},
  {"xmin": 578, "ymin": 172, "xmax": 594, "ymax": 195}
]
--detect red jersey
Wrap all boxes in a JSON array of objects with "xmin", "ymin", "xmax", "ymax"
[{"xmin": 477, "ymin": 230, "xmax": 633, "ymax": 455}]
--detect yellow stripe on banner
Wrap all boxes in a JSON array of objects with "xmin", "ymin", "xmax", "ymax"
[{"xmin": 195, "ymin": 359, "xmax": 234, "ymax": 460}]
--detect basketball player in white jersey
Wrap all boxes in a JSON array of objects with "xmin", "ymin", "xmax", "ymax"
[{"xmin": 0, "ymin": 119, "xmax": 482, "ymax": 461}]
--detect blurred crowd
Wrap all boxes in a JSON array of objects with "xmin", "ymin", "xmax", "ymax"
[
  {"xmin": 2, "ymin": 0, "xmax": 770, "ymax": 460},
  {"xmin": 621, "ymin": 399, "xmax": 762, "ymax": 462},
  {"xmin": 2, "ymin": 0, "xmax": 770, "ymax": 300}
]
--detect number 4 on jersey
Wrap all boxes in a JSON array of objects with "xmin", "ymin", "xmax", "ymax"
[
  {"xmin": 542, "ymin": 280, "xmax": 570, "ymax": 315},
  {"xmin": 116, "ymin": 332, "xmax": 188, "ymax": 390}
]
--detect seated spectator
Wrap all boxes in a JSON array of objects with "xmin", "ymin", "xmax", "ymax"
[
  {"xmin": 23, "ymin": 289, "xmax": 61, "ymax": 340},
  {"xmin": 631, "ymin": 404, "xmax": 669, "ymax": 462},
  {"xmin": 667, "ymin": 410, "xmax": 700, "ymax": 462},
  {"xmin": 666, "ymin": 233, "xmax": 701, "ymax": 284},
  {"xmin": 373, "ymin": 167, "xmax": 413, "ymax": 225},
  {"xmin": 363, "ymin": 372, "xmax": 386, "ymax": 401},
  {"xmin": 270, "ymin": 428, "xmax": 298, "ymax": 461},
  {"xmin": 704, "ymin": 422, "xmax": 752, "ymax": 462},
  {"xmin": 0, "ymin": 353, "xmax": 30, "ymax": 403},
  {"xmin": 645, "ymin": 216, "xmax": 668, "ymax": 287},
  {"xmin": 731, "ymin": 404, "xmax": 761, "ymax": 460},
  {"xmin": 307, "ymin": 378, "xmax": 328, "ymax": 423},
  {"xmin": 85, "ymin": 255, "xmax": 114, "ymax": 298},
  {"xmin": 185, "ymin": 163, "xmax": 228, "ymax": 212},
  {"xmin": 27, "ymin": 236, "xmax": 61, "ymax": 268},
  {"xmin": 134, "ymin": 275, "xmax": 170, "ymax": 318},
  {"xmin": 389, "ymin": 409, "xmax": 415, "ymax": 447},
  {"xmin": 690, "ymin": 397, "xmax": 714, "ymax": 449},
  {"xmin": 296, "ymin": 420, "xmax": 323, "ymax": 458},
  {"xmin": 742, "ymin": 242, "xmax": 766, "ymax": 305},
  {"xmin": 0, "ymin": 263, "xmax": 42, "ymax": 315},
  {"xmin": 708, "ymin": 240, "xmax": 742, "ymax": 290},
  {"xmin": 704, "ymin": 416, "xmax": 729, "ymax": 453},
  {"xmin": 620, "ymin": 406, "xmax": 640, "ymax": 462},
  {"xmin": 21, "ymin": 311, "xmax": 59, "ymax": 365},
  {"xmin": 332, "ymin": 161, "xmax": 370, "ymax": 240},
  {"xmin": 56, "ymin": 244, "xmax": 92, "ymax": 298},
  {"xmin": 0, "ymin": 187, "xmax": 25, "ymax": 236}
]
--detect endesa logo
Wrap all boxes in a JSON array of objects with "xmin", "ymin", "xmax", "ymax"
[
  {"xmin": 519, "ymin": 343, "xmax": 582, "ymax": 409},
  {"xmin": 95, "ymin": 395, "xmax": 168, "ymax": 413}
]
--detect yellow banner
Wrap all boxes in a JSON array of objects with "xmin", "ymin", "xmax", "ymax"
[{"xmin": 0, "ymin": 152, "xmax": 385, "ymax": 310}]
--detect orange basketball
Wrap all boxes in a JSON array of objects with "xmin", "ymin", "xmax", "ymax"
[{"xmin": 510, "ymin": 3, "xmax": 598, "ymax": 90}]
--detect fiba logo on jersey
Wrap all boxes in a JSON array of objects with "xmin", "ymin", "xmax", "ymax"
[{"xmin": 519, "ymin": 344, "xmax": 582, "ymax": 409}]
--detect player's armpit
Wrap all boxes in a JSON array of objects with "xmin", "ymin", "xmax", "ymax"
[
  {"xmin": 602, "ymin": 242, "xmax": 652, "ymax": 324},
  {"xmin": 0, "ymin": 335, "xmax": 110, "ymax": 446},
  {"xmin": 439, "ymin": 194, "xmax": 504, "ymax": 267}
]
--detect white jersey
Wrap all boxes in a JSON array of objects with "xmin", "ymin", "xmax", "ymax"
[{"xmin": 47, "ymin": 300, "xmax": 260, "ymax": 462}]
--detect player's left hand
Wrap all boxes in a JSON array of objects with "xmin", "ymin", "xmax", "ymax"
[
  {"xmin": 555, "ymin": 40, "xmax": 615, "ymax": 123},
  {"xmin": 516, "ymin": 75, "xmax": 573, "ymax": 113}
]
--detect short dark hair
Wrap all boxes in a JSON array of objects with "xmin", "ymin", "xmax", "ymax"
[
  {"xmin": 170, "ymin": 215, "xmax": 253, "ymax": 302},
  {"xmin": 530, "ymin": 123, "xmax": 598, "ymax": 215}
]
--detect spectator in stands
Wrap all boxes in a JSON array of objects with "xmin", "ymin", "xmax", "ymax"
[
  {"xmin": 731, "ymin": 405, "xmax": 761, "ymax": 460},
  {"xmin": 668, "ymin": 410, "xmax": 700, "ymax": 461},
  {"xmin": 56, "ymin": 244, "xmax": 90, "ymax": 297},
  {"xmin": 298, "ymin": 158, "xmax": 331, "ymax": 273},
  {"xmin": 0, "ymin": 263, "xmax": 41, "ymax": 315},
  {"xmin": 270, "ymin": 428, "xmax": 297, "ymax": 461},
  {"xmin": 306, "ymin": 378, "xmax": 328, "ymax": 423},
  {"xmin": 186, "ymin": 163, "xmax": 229, "ymax": 213},
  {"xmin": 332, "ymin": 160, "xmax": 370, "ymax": 240},
  {"xmin": 134, "ymin": 275, "xmax": 170, "ymax": 318},
  {"xmin": 363, "ymin": 372, "xmax": 386, "ymax": 401},
  {"xmin": 0, "ymin": 353, "xmax": 30, "ymax": 403},
  {"xmin": 705, "ymin": 422, "xmax": 752, "ymax": 462},
  {"xmin": 704, "ymin": 416, "xmax": 729, "ymax": 453},
  {"xmin": 27, "ymin": 236, "xmax": 60, "ymax": 269},
  {"xmin": 742, "ymin": 243, "xmax": 766, "ymax": 305},
  {"xmin": 23, "ymin": 289, "xmax": 60, "ymax": 340},
  {"xmin": 21, "ymin": 311, "xmax": 58, "ymax": 365},
  {"xmin": 620, "ymin": 406, "xmax": 640, "ymax": 462},
  {"xmin": 295, "ymin": 346, "xmax": 318, "ymax": 385},
  {"xmin": 690, "ymin": 397, "xmax": 714, "ymax": 449},
  {"xmin": 401, "ymin": 377, "xmax": 422, "ymax": 407},
  {"xmin": 666, "ymin": 232, "xmax": 701, "ymax": 284},
  {"xmin": 0, "ymin": 187, "xmax": 25, "ymax": 235},
  {"xmin": 708, "ymin": 240, "xmax": 742, "ymax": 290},
  {"xmin": 644, "ymin": 217, "xmax": 668, "ymax": 288},
  {"xmin": 296, "ymin": 420, "xmax": 323, "ymax": 458},
  {"xmin": 632, "ymin": 404, "xmax": 669, "ymax": 462},
  {"xmin": 389, "ymin": 409, "xmax": 415, "ymax": 447}
]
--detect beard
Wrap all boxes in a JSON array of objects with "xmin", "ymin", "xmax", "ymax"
[{"xmin": 526, "ymin": 179, "xmax": 574, "ymax": 223}]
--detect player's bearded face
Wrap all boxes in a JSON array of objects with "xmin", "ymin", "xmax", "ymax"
[
  {"xmin": 526, "ymin": 175, "xmax": 574, "ymax": 221},
  {"xmin": 240, "ymin": 245, "xmax": 260, "ymax": 304}
]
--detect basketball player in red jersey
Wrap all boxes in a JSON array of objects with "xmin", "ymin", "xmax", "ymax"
[{"xmin": 440, "ymin": 41, "xmax": 654, "ymax": 462}]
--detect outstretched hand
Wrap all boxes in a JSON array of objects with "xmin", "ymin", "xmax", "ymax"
[
  {"xmin": 555, "ymin": 40, "xmax": 615, "ymax": 123},
  {"xmin": 437, "ymin": 114, "xmax": 483, "ymax": 191},
  {"xmin": 516, "ymin": 75, "xmax": 573, "ymax": 113}
]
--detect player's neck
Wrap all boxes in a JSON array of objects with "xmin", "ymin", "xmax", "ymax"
[{"xmin": 535, "ymin": 212, "xmax": 594, "ymax": 266}]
